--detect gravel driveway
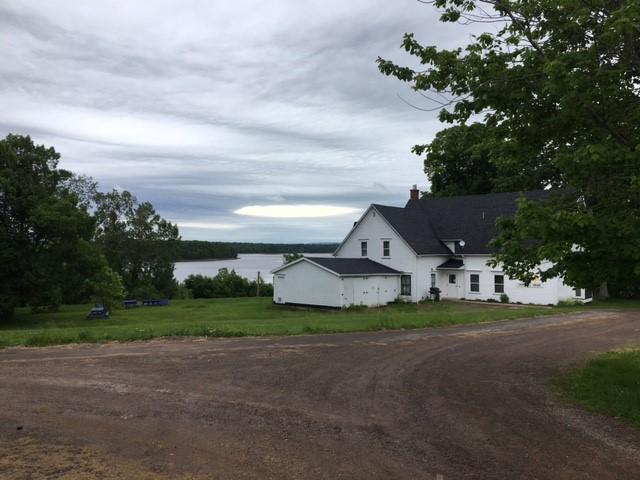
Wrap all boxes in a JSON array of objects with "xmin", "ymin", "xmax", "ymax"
[{"xmin": 1, "ymin": 310, "xmax": 639, "ymax": 479}]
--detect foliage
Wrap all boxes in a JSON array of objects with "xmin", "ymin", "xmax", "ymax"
[
  {"xmin": 174, "ymin": 283, "xmax": 194, "ymax": 300},
  {"xmin": 0, "ymin": 297, "xmax": 569, "ymax": 347},
  {"xmin": 415, "ymin": 123, "xmax": 499, "ymax": 197},
  {"xmin": 183, "ymin": 269, "xmax": 272, "ymax": 299},
  {"xmin": 92, "ymin": 189, "xmax": 180, "ymax": 298},
  {"xmin": 500, "ymin": 293, "xmax": 510, "ymax": 304},
  {"xmin": 377, "ymin": 0, "xmax": 640, "ymax": 293},
  {"xmin": 0, "ymin": 134, "xmax": 105, "ymax": 320},
  {"xmin": 87, "ymin": 261, "xmax": 125, "ymax": 312},
  {"xmin": 283, "ymin": 252, "xmax": 303, "ymax": 264},
  {"xmin": 554, "ymin": 348, "xmax": 640, "ymax": 426}
]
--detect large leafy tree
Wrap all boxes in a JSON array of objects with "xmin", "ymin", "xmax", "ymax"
[
  {"xmin": 416, "ymin": 123, "xmax": 497, "ymax": 196},
  {"xmin": 93, "ymin": 189, "xmax": 180, "ymax": 298},
  {"xmin": 378, "ymin": 0, "xmax": 640, "ymax": 295},
  {"xmin": 0, "ymin": 135, "xmax": 117, "ymax": 319}
]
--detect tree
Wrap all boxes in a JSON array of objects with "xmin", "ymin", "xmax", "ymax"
[
  {"xmin": 0, "ymin": 134, "xmax": 111, "ymax": 319},
  {"xmin": 87, "ymin": 260, "xmax": 125, "ymax": 312},
  {"xmin": 283, "ymin": 253, "xmax": 303, "ymax": 264},
  {"xmin": 415, "ymin": 123, "xmax": 498, "ymax": 197},
  {"xmin": 378, "ymin": 1, "xmax": 640, "ymax": 295},
  {"xmin": 93, "ymin": 189, "xmax": 180, "ymax": 298}
]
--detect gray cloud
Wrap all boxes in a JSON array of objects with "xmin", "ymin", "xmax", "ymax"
[{"xmin": 1, "ymin": 0, "xmax": 479, "ymax": 242}]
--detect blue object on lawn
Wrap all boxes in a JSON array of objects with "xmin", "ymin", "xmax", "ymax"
[
  {"xmin": 142, "ymin": 298, "xmax": 169, "ymax": 307},
  {"xmin": 123, "ymin": 299, "xmax": 138, "ymax": 308},
  {"xmin": 86, "ymin": 306, "xmax": 109, "ymax": 319}
]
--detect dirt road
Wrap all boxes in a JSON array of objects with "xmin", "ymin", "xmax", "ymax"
[{"xmin": 1, "ymin": 311, "xmax": 639, "ymax": 479}]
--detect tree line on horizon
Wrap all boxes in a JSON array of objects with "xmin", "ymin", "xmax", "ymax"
[{"xmin": 175, "ymin": 240, "xmax": 338, "ymax": 261}]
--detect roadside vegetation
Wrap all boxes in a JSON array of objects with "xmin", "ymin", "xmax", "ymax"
[
  {"xmin": 0, "ymin": 298, "xmax": 571, "ymax": 348},
  {"xmin": 554, "ymin": 348, "xmax": 640, "ymax": 427}
]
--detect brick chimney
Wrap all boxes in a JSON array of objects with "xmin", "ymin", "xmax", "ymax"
[{"xmin": 410, "ymin": 184, "xmax": 420, "ymax": 201}]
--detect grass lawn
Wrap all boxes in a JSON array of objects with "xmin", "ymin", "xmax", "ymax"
[
  {"xmin": 0, "ymin": 298, "xmax": 573, "ymax": 348},
  {"xmin": 554, "ymin": 348, "xmax": 640, "ymax": 427}
]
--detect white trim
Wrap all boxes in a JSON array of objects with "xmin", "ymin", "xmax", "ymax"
[
  {"xmin": 271, "ymin": 257, "xmax": 339, "ymax": 277},
  {"xmin": 270, "ymin": 256, "xmax": 306, "ymax": 274}
]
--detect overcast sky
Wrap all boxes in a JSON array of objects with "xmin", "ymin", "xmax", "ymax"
[{"xmin": 1, "ymin": 0, "xmax": 479, "ymax": 242}]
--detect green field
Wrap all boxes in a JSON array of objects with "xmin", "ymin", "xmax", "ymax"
[
  {"xmin": 0, "ymin": 298, "xmax": 571, "ymax": 348},
  {"xmin": 555, "ymin": 348, "xmax": 640, "ymax": 426}
]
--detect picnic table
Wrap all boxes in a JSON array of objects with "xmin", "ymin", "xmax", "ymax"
[
  {"xmin": 86, "ymin": 306, "xmax": 109, "ymax": 319},
  {"xmin": 142, "ymin": 298, "xmax": 169, "ymax": 307},
  {"xmin": 123, "ymin": 299, "xmax": 138, "ymax": 308}
]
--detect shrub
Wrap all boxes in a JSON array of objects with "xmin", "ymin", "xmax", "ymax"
[
  {"xmin": 500, "ymin": 293, "xmax": 510, "ymax": 304},
  {"xmin": 557, "ymin": 299, "xmax": 582, "ymax": 307},
  {"xmin": 183, "ymin": 274, "xmax": 215, "ymax": 299},
  {"xmin": 184, "ymin": 269, "xmax": 272, "ymax": 299},
  {"xmin": 88, "ymin": 264, "xmax": 125, "ymax": 312},
  {"xmin": 345, "ymin": 304, "xmax": 368, "ymax": 312},
  {"xmin": 174, "ymin": 283, "xmax": 194, "ymax": 300}
]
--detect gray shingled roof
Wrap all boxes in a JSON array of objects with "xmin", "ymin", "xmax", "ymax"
[
  {"xmin": 374, "ymin": 190, "xmax": 554, "ymax": 255},
  {"xmin": 306, "ymin": 257, "xmax": 403, "ymax": 275},
  {"xmin": 437, "ymin": 258, "xmax": 464, "ymax": 269}
]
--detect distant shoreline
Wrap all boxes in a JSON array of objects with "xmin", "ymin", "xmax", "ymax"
[
  {"xmin": 175, "ymin": 257, "xmax": 239, "ymax": 263},
  {"xmin": 175, "ymin": 252, "xmax": 333, "ymax": 263}
]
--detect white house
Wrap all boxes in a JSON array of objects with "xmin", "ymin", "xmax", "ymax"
[{"xmin": 272, "ymin": 188, "xmax": 592, "ymax": 307}]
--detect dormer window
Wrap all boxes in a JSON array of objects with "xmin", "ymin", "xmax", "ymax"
[{"xmin": 360, "ymin": 241, "xmax": 367, "ymax": 257}]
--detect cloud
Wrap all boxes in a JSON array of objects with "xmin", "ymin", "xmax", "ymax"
[
  {"xmin": 176, "ymin": 222, "xmax": 242, "ymax": 230},
  {"xmin": 235, "ymin": 205, "xmax": 361, "ymax": 219},
  {"xmin": 0, "ymin": 0, "xmax": 480, "ymax": 242}
]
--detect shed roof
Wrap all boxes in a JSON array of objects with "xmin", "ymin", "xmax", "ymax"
[
  {"xmin": 436, "ymin": 258, "xmax": 464, "ymax": 270},
  {"xmin": 305, "ymin": 257, "xmax": 403, "ymax": 275}
]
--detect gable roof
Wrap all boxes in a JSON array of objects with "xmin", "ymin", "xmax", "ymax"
[
  {"xmin": 373, "ymin": 190, "xmax": 555, "ymax": 255},
  {"xmin": 305, "ymin": 257, "xmax": 403, "ymax": 275},
  {"xmin": 272, "ymin": 256, "xmax": 403, "ymax": 276},
  {"xmin": 372, "ymin": 204, "xmax": 451, "ymax": 255}
]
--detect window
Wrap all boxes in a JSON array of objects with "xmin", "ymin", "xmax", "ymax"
[
  {"xmin": 430, "ymin": 273, "xmax": 436, "ymax": 288},
  {"xmin": 470, "ymin": 274, "xmax": 480, "ymax": 293},
  {"xmin": 382, "ymin": 240, "xmax": 390, "ymax": 257},
  {"xmin": 494, "ymin": 275, "xmax": 505, "ymax": 293},
  {"xmin": 574, "ymin": 288, "xmax": 582, "ymax": 297},
  {"xmin": 360, "ymin": 241, "xmax": 367, "ymax": 257},
  {"xmin": 401, "ymin": 275, "xmax": 411, "ymax": 295},
  {"xmin": 449, "ymin": 274, "xmax": 456, "ymax": 284}
]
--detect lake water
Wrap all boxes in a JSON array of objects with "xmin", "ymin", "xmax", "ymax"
[{"xmin": 174, "ymin": 253, "xmax": 332, "ymax": 283}]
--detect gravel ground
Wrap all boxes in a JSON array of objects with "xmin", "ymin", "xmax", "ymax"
[{"xmin": 1, "ymin": 310, "xmax": 639, "ymax": 479}]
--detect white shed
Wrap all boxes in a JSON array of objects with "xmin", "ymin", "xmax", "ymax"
[{"xmin": 271, "ymin": 257, "xmax": 403, "ymax": 308}]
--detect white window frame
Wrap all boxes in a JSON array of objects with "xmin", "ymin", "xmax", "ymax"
[
  {"xmin": 400, "ymin": 275, "xmax": 411, "ymax": 296},
  {"xmin": 448, "ymin": 274, "xmax": 457, "ymax": 284},
  {"xmin": 360, "ymin": 240, "xmax": 368, "ymax": 257},
  {"xmin": 469, "ymin": 274, "xmax": 480, "ymax": 293},
  {"xmin": 494, "ymin": 274, "xmax": 505, "ymax": 294},
  {"xmin": 382, "ymin": 239, "xmax": 390, "ymax": 257}
]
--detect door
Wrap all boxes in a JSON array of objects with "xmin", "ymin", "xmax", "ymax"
[{"xmin": 446, "ymin": 272, "xmax": 460, "ymax": 298}]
